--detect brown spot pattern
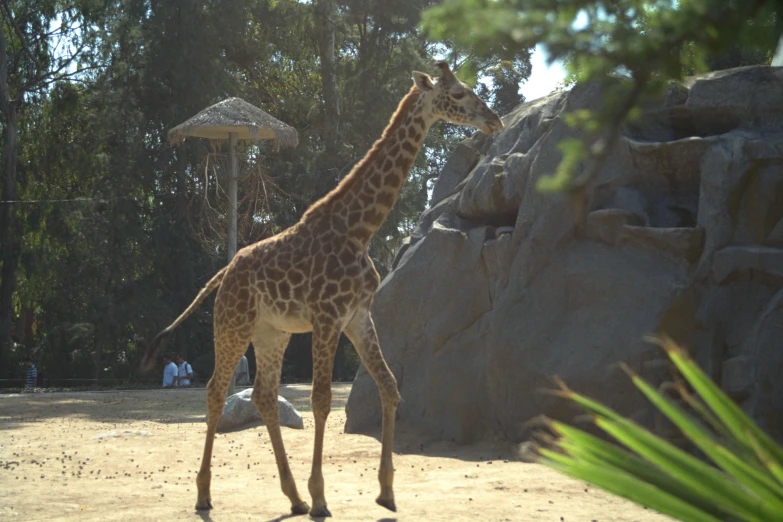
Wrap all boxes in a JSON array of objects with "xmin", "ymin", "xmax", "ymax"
[{"xmin": 171, "ymin": 76, "xmax": 499, "ymax": 519}]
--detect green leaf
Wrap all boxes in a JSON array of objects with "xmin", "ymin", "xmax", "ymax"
[
  {"xmin": 539, "ymin": 449, "xmax": 723, "ymax": 522},
  {"xmin": 627, "ymin": 368, "xmax": 783, "ymax": 509},
  {"xmin": 747, "ymin": 431, "xmax": 783, "ymax": 487},
  {"xmin": 543, "ymin": 378, "xmax": 625, "ymax": 422},
  {"xmin": 536, "ymin": 139, "xmax": 587, "ymax": 192},
  {"xmin": 456, "ymin": 59, "xmax": 480, "ymax": 87},
  {"xmin": 676, "ymin": 383, "xmax": 735, "ymax": 441},
  {"xmin": 596, "ymin": 416, "xmax": 772, "ymax": 522},
  {"xmin": 551, "ymin": 421, "xmax": 727, "ymax": 518},
  {"xmin": 659, "ymin": 338, "xmax": 783, "ymax": 465}
]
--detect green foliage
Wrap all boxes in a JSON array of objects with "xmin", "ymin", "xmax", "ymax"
[
  {"xmin": 536, "ymin": 138, "xmax": 587, "ymax": 193},
  {"xmin": 421, "ymin": 0, "xmax": 781, "ymax": 194},
  {"xmin": 535, "ymin": 337, "xmax": 783, "ymax": 522},
  {"xmin": 5, "ymin": 0, "xmax": 526, "ymax": 385}
]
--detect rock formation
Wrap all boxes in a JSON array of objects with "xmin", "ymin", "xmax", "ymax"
[
  {"xmin": 217, "ymin": 389, "xmax": 303, "ymax": 432},
  {"xmin": 344, "ymin": 66, "xmax": 783, "ymax": 444}
]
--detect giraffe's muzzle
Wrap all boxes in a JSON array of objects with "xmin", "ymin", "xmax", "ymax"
[{"xmin": 482, "ymin": 117, "xmax": 504, "ymax": 135}]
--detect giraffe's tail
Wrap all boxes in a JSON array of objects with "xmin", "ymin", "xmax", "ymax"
[{"xmin": 140, "ymin": 266, "xmax": 228, "ymax": 373}]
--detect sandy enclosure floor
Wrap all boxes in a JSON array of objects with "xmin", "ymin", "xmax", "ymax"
[{"xmin": 0, "ymin": 385, "xmax": 672, "ymax": 521}]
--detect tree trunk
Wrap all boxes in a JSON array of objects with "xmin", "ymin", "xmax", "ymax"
[
  {"xmin": 175, "ymin": 148, "xmax": 189, "ymax": 221},
  {"xmin": 94, "ymin": 333, "xmax": 103, "ymax": 384},
  {"xmin": 315, "ymin": 0, "xmax": 340, "ymax": 156},
  {"xmin": 0, "ymin": 25, "xmax": 21, "ymax": 376}
]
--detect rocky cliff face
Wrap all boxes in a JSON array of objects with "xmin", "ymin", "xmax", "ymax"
[{"xmin": 345, "ymin": 66, "xmax": 783, "ymax": 444}]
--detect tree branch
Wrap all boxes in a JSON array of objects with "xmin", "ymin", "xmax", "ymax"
[
  {"xmin": 0, "ymin": 1, "xmax": 43, "ymax": 73},
  {"xmin": 20, "ymin": 40, "xmax": 95, "ymax": 92},
  {"xmin": 28, "ymin": 65, "xmax": 103, "ymax": 90}
]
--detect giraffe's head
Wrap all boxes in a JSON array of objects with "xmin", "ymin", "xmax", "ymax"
[{"xmin": 412, "ymin": 61, "xmax": 504, "ymax": 135}]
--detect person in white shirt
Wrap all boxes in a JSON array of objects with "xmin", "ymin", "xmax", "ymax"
[
  {"xmin": 161, "ymin": 354, "xmax": 178, "ymax": 388},
  {"xmin": 175, "ymin": 354, "xmax": 194, "ymax": 387},
  {"xmin": 234, "ymin": 354, "xmax": 250, "ymax": 386}
]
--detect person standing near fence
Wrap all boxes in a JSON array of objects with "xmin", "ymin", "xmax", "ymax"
[
  {"xmin": 162, "ymin": 354, "xmax": 178, "ymax": 388},
  {"xmin": 22, "ymin": 356, "xmax": 37, "ymax": 388},
  {"xmin": 175, "ymin": 354, "xmax": 194, "ymax": 387},
  {"xmin": 234, "ymin": 354, "xmax": 250, "ymax": 386}
]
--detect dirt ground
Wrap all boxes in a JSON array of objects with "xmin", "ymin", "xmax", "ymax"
[{"xmin": 0, "ymin": 385, "xmax": 672, "ymax": 521}]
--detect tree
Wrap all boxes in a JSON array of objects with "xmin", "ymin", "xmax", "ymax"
[
  {"xmin": 0, "ymin": 0, "xmax": 105, "ymax": 377},
  {"xmin": 0, "ymin": 0, "xmax": 530, "ymax": 386},
  {"xmin": 315, "ymin": 0, "xmax": 340, "ymax": 158}
]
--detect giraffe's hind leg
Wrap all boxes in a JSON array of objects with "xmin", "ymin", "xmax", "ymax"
[
  {"xmin": 195, "ymin": 331, "xmax": 248, "ymax": 511},
  {"xmin": 251, "ymin": 326, "xmax": 309, "ymax": 515},
  {"xmin": 345, "ymin": 310, "xmax": 400, "ymax": 512}
]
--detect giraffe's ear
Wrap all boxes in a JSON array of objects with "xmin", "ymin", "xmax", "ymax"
[{"xmin": 412, "ymin": 71, "xmax": 435, "ymax": 92}]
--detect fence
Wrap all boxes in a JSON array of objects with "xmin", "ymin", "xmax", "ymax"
[{"xmin": 0, "ymin": 377, "xmax": 189, "ymax": 390}]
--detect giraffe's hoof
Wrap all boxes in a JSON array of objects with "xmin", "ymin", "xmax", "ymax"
[
  {"xmin": 309, "ymin": 505, "xmax": 332, "ymax": 518},
  {"xmin": 291, "ymin": 501, "xmax": 310, "ymax": 515},
  {"xmin": 376, "ymin": 496, "xmax": 396, "ymax": 512},
  {"xmin": 195, "ymin": 499, "xmax": 213, "ymax": 511}
]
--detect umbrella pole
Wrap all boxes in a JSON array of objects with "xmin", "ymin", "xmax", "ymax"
[
  {"xmin": 227, "ymin": 131, "xmax": 238, "ymax": 397},
  {"xmin": 227, "ymin": 132, "xmax": 238, "ymax": 262}
]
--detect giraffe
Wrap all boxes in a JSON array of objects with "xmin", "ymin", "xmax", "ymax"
[{"xmin": 141, "ymin": 61, "xmax": 503, "ymax": 517}]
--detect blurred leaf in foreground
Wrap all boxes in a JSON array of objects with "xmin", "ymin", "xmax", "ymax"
[{"xmin": 534, "ymin": 336, "xmax": 783, "ymax": 522}]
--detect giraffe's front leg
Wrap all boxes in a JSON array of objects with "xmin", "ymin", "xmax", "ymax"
[
  {"xmin": 345, "ymin": 310, "xmax": 400, "ymax": 512},
  {"xmin": 308, "ymin": 322, "xmax": 341, "ymax": 517}
]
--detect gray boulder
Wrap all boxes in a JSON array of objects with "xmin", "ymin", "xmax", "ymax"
[
  {"xmin": 345, "ymin": 66, "xmax": 783, "ymax": 444},
  {"xmin": 216, "ymin": 389, "xmax": 304, "ymax": 433}
]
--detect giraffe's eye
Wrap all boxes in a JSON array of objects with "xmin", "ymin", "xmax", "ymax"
[{"xmin": 451, "ymin": 92, "xmax": 466, "ymax": 100}]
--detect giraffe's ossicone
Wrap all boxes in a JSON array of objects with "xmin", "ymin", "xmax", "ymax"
[{"xmin": 141, "ymin": 61, "xmax": 503, "ymax": 517}]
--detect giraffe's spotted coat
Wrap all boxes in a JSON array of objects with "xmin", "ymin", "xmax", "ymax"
[{"xmin": 145, "ymin": 62, "xmax": 502, "ymax": 517}]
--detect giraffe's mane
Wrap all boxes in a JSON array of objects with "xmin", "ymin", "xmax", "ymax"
[{"xmin": 303, "ymin": 85, "xmax": 422, "ymax": 218}]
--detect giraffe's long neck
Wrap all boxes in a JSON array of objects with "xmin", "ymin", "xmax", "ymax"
[{"xmin": 303, "ymin": 86, "xmax": 432, "ymax": 247}]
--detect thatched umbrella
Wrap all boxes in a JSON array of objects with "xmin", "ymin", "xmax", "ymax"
[
  {"xmin": 169, "ymin": 97, "xmax": 298, "ymax": 396},
  {"xmin": 168, "ymin": 97, "xmax": 299, "ymax": 262}
]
